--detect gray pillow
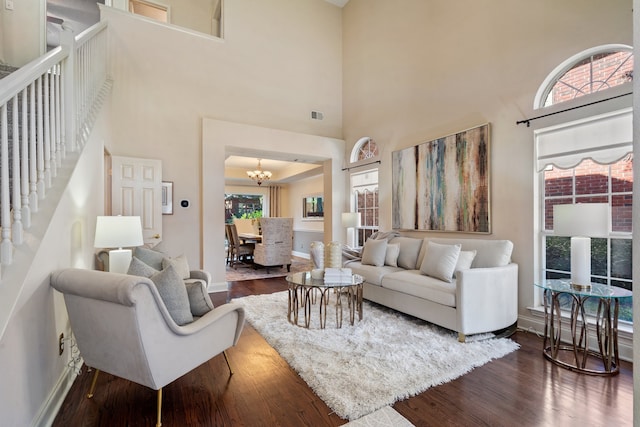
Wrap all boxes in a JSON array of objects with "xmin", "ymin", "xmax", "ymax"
[
  {"xmin": 134, "ymin": 246, "xmax": 165, "ymax": 270},
  {"xmin": 185, "ymin": 281, "xmax": 214, "ymax": 316},
  {"xmin": 361, "ymin": 238, "xmax": 388, "ymax": 267},
  {"xmin": 150, "ymin": 265, "xmax": 194, "ymax": 325},
  {"xmin": 419, "ymin": 241, "xmax": 461, "ymax": 283},
  {"xmin": 162, "ymin": 254, "xmax": 190, "ymax": 280},
  {"xmin": 127, "ymin": 256, "xmax": 158, "ymax": 278},
  {"xmin": 385, "ymin": 243, "xmax": 400, "ymax": 267},
  {"xmin": 389, "ymin": 237, "xmax": 424, "ymax": 270}
]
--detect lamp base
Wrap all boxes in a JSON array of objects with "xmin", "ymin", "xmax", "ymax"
[
  {"xmin": 108, "ymin": 249, "xmax": 133, "ymax": 274},
  {"xmin": 570, "ymin": 282, "xmax": 592, "ymax": 292}
]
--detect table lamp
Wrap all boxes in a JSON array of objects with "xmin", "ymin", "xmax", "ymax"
[
  {"xmin": 342, "ymin": 212, "xmax": 361, "ymax": 229},
  {"xmin": 94, "ymin": 215, "xmax": 144, "ymax": 274},
  {"xmin": 553, "ymin": 203, "xmax": 609, "ymax": 291}
]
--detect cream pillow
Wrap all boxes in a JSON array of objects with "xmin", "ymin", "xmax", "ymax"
[
  {"xmin": 162, "ymin": 254, "xmax": 191, "ymax": 280},
  {"xmin": 419, "ymin": 241, "xmax": 461, "ymax": 283},
  {"xmin": 385, "ymin": 244, "xmax": 400, "ymax": 267},
  {"xmin": 361, "ymin": 239, "xmax": 388, "ymax": 267},
  {"xmin": 453, "ymin": 250, "xmax": 477, "ymax": 278}
]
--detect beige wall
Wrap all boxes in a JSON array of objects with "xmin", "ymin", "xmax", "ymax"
[
  {"xmin": 341, "ymin": 0, "xmax": 633, "ymax": 322},
  {"xmin": 0, "ymin": 0, "xmax": 43, "ymax": 66},
  {"xmin": 103, "ymin": 0, "xmax": 343, "ymax": 271},
  {"xmin": 288, "ymin": 174, "xmax": 324, "ymax": 233}
]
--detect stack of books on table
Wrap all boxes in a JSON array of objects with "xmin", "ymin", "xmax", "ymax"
[{"xmin": 323, "ymin": 267, "xmax": 352, "ymax": 283}]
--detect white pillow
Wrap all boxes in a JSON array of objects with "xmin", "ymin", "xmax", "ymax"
[
  {"xmin": 385, "ymin": 244, "xmax": 400, "ymax": 267},
  {"xmin": 361, "ymin": 239, "xmax": 388, "ymax": 267},
  {"xmin": 419, "ymin": 241, "xmax": 461, "ymax": 283},
  {"xmin": 453, "ymin": 250, "xmax": 477, "ymax": 278}
]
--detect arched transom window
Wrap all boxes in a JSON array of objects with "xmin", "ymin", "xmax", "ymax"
[
  {"xmin": 537, "ymin": 45, "xmax": 633, "ymax": 108},
  {"xmin": 351, "ymin": 137, "xmax": 379, "ymax": 163}
]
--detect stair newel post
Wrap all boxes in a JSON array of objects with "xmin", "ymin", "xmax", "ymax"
[
  {"xmin": 11, "ymin": 97, "xmax": 23, "ymax": 245},
  {"xmin": 60, "ymin": 25, "xmax": 77, "ymax": 153},
  {"xmin": 29, "ymin": 80, "xmax": 39, "ymax": 212},
  {"xmin": 20, "ymin": 87, "xmax": 31, "ymax": 229},
  {"xmin": 1, "ymin": 104, "xmax": 13, "ymax": 265}
]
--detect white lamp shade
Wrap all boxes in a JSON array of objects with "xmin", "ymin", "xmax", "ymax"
[
  {"xmin": 94, "ymin": 216, "xmax": 144, "ymax": 249},
  {"xmin": 342, "ymin": 212, "xmax": 361, "ymax": 228},
  {"xmin": 553, "ymin": 203, "xmax": 609, "ymax": 237}
]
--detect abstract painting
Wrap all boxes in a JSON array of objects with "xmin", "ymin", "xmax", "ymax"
[{"xmin": 392, "ymin": 124, "xmax": 490, "ymax": 233}]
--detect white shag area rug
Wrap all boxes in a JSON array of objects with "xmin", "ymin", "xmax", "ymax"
[{"xmin": 235, "ymin": 291, "xmax": 519, "ymax": 421}]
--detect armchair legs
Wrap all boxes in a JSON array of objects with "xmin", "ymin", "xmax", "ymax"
[{"xmin": 82, "ymin": 351, "xmax": 236, "ymax": 426}]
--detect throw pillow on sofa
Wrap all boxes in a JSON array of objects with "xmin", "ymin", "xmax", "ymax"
[
  {"xmin": 419, "ymin": 241, "xmax": 461, "ymax": 283},
  {"xmin": 385, "ymin": 243, "xmax": 400, "ymax": 267},
  {"xmin": 150, "ymin": 265, "xmax": 194, "ymax": 325},
  {"xmin": 185, "ymin": 282, "xmax": 215, "ymax": 316},
  {"xmin": 454, "ymin": 250, "xmax": 477, "ymax": 277},
  {"xmin": 362, "ymin": 238, "xmax": 388, "ymax": 267}
]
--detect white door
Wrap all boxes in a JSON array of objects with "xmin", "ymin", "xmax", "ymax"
[{"xmin": 111, "ymin": 156, "xmax": 163, "ymax": 245}]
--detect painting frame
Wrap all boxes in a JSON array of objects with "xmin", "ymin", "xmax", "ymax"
[
  {"xmin": 162, "ymin": 181, "xmax": 173, "ymax": 215},
  {"xmin": 392, "ymin": 124, "xmax": 490, "ymax": 233}
]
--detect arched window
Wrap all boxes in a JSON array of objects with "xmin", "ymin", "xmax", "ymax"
[
  {"xmin": 535, "ymin": 45, "xmax": 633, "ymax": 108},
  {"xmin": 351, "ymin": 137, "xmax": 379, "ymax": 163},
  {"xmin": 534, "ymin": 45, "xmax": 633, "ymax": 324}
]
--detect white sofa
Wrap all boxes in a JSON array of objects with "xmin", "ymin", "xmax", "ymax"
[{"xmin": 346, "ymin": 236, "xmax": 518, "ymax": 342}]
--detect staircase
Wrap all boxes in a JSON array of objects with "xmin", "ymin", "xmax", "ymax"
[{"xmin": 0, "ymin": 21, "xmax": 110, "ymax": 337}]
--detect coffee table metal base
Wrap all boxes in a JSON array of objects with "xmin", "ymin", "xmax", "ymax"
[{"xmin": 287, "ymin": 282, "xmax": 363, "ymax": 329}]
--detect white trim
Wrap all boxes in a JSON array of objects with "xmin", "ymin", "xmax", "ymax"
[{"xmin": 31, "ymin": 363, "xmax": 78, "ymax": 427}]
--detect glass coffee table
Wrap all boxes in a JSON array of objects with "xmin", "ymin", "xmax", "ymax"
[{"xmin": 286, "ymin": 271, "xmax": 364, "ymax": 329}]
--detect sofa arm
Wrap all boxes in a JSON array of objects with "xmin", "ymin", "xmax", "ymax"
[
  {"xmin": 189, "ymin": 269, "xmax": 211, "ymax": 285},
  {"xmin": 455, "ymin": 263, "xmax": 518, "ymax": 335}
]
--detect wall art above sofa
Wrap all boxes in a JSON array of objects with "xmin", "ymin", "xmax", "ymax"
[{"xmin": 392, "ymin": 123, "xmax": 490, "ymax": 233}]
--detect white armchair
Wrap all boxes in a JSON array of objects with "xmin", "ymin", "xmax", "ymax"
[
  {"xmin": 253, "ymin": 217, "xmax": 293, "ymax": 272},
  {"xmin": 50, "ymin": 268, "xmax": 245, "ymax": 427}
]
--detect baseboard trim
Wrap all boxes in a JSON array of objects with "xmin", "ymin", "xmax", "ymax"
[
  {"xmin": 32, "ymin": 363, "xmax": 78, "ymax": 427},
  {"xmin": 209, "ymin": 281, "xmax": 229, "ymax": 293}
]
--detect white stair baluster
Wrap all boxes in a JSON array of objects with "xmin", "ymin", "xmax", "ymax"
[
  {"xmin": 20, "ymin": 87, "xmax": 31, "ymax": 229},
  {"xmin": 11, "ymin": 96, "xmax": 23, "ymax": 245},
  {"xmin": 1, "ymin": 104, "xmax": 13, "ymax": 265}
]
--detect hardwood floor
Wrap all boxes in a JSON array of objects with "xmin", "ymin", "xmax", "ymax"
[{"xmin": 52, "ymin": 277, "xmax": 633, "ymax": 427}]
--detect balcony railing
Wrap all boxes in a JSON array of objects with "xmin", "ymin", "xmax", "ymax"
[{"xmin": 0, "ymin": 21, "xmax": 109, "ymax": 275}]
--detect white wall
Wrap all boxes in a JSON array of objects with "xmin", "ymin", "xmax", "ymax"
[
  {"xmin": 103, "ymin": 0, "xmax": 343, "ymax": 271},
  {"xmin": 0, "ymin": 109, "xmax": 106, "ymax": 426},
  {"xmin": 341, "ymin": 0, "xmax": 633, "ymax": 333}
]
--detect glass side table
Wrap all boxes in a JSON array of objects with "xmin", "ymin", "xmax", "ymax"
[{"xmin": 534, "ymin": 279, "xmax": 631, "ymax": 376}]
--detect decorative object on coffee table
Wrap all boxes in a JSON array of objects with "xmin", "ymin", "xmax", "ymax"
[{"xmin": 310, "ymin": 241, "xmax": 324, "ymax": 269}]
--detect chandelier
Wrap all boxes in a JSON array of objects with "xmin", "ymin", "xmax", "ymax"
[{"xmin": 246, "ymin": 159, "xmax": 272, "ymax": 186}]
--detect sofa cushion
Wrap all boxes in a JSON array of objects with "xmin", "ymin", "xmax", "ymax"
[
  {"xmin": 184, "ymin": 280, "xmax": 214, "ymax": 316},
  {"xmin": 419, "ymin": 241, "xmax": 461, "ymax": 283},
  {"xmin": 385, "ymin": 244, "xmax": 400, "ymax": 267},
  {"xmin": 427, "ymin": 238, "xmax": 513, "ymax": 268},
  {"xmin": 150, "ymin": 265, "xmax": 194, "ymax": 326},
  {"xmin": 134, "ymin": 246, "xmax": 165, "ymax": 270},
  {"xmin": 381, "ymin": 270, "xmax": 456, "ymax": 307},
  {"xmin": 162, "ymin": 254, "xmax": 191, "ymax": 280},
  {"xmin": 347, "ymin": 261, "xmax": 403, "ymax": 286},
  {"xmin": 361, "ymin": 239, "xmax": 388, "ymax": 267},
  {"xmin": 388, "ymin": 236, "xmax": 424, "ymax": 270}
]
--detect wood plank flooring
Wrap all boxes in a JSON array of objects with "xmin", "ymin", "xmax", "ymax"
[{"xmin": 52, "ymin": 277, "xmax": 633, "ymax": 426}]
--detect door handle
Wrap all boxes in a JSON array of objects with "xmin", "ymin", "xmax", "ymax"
[{"xmin": 153, "ymin": 234, "xmax": 160, "ymax": 239}]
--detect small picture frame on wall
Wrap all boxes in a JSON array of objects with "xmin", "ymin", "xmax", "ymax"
[{"xmin": 162, "ymin": 181, "xmax": 173, "ymax": 215}]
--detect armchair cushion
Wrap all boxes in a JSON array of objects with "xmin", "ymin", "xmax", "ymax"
[
  {"xmin": 127, "ymin": 256, "xmax": 159, "ymax": 277},
  {"xmin": 162, "ymin": 254, "xmax": 191, "ymax": 280},
  {"xmin": 185, "ymin": 282, "xmax": 214, "ymax": 316},
  {"xmin": 134, "ymin": 246, "xmax": 165, "ymax": 270},
  {"xmin": 150, "ymin": 265, "xmax": 194, "ymax": 325}
]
